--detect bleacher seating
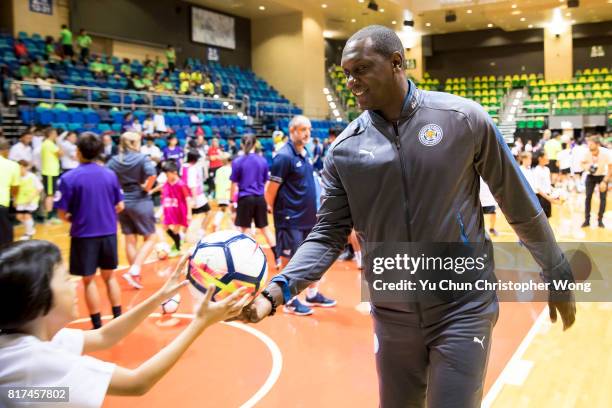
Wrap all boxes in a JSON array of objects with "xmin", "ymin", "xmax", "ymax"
[{"xmin": 1, "ymin": 31, "xmax": 301, "ymax": 118}]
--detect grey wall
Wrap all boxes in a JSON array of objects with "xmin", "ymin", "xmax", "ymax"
[{"xmin": 69, "ymin": 0, "xmax": 251, "ymax": 69}]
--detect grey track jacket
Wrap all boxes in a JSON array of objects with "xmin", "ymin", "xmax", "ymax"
[{"xmin": 270, "ymin": 81, "xmax": 573, "ymax": 323}]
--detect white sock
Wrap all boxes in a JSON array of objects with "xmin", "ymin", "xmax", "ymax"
[
  {"xmin": 355, "ymin": 250, "xmax": 362, "ymax": 269},
  {"xmin": 129, "ymin": 265, "xmax": 141, "ymax": 277},
  {"xmin": 24, "ymin": 219, "xmax": 35, "ymax": 235},
  {"xmin": 306, "ymin": 287, "xmax": 318, "ymax": 298},
  {"xmin": 213, "ymin": 211, "xmax": 223, "ymax": 228}
]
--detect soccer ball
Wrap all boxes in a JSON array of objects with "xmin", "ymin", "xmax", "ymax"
[
  {"xmin": 187, "ymin": 230, "xmax": 268, "ymax": 301},
  {"xmin": 161, "ymin": 294, "xmax": 181, "ymax": 314},
  {"xmin": 155, "ymin": 242, "xmax": 171, "ymax": 260}
]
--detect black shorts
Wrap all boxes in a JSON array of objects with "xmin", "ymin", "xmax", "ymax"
[
  {"xmin": 574, "ymin": 171, "xmax": 583, "ymax": 177},
  {"xmin": 536, "ymin": 194, "xmax": 552, "ymax": 218},
  {"xmin": 70, "ymin": 234, "xmax": 118, "ymax": 276},
  {"xmin": 119, "ymin": 200, "xmax": 156, "ymax": 236},
  {"xmin": 62, "ymin": 44, "xmax": 74, "ymax": 57},
  {"xmin": 42, "ymin": 175, "xmax": 58, "ymax": 196},
  {"xmin": 0, "ymin": 206, "xmax": 13, "ymax": 247},
  {"xmin": 80, "ymin": 48, "xmax": 89, "ymax": 60},
  {"xmin": 276, "ymin": 227, "xmax": 311, "ymax": 259},
  {"xmin": 482, "ymin": 205, "xmax": 496, "ymax": 214},
  {"xmin": 235, "ymin": 195, "xmax": 268, "ymax": 228},
  {"xmin": 548, "ymin": 160, "xmax": 559, "ymax": 174},
  {"xmin": 560, "ymin": 168, "xmax": 571, "ymax": 175},
  {"xmin": 193, "ymin": 202, "xmax": 211, "ymax": 214}
]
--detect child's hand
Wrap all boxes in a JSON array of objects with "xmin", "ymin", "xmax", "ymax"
[
  {"xmin": 158, "ymin": 253, "xmax": 190, "ymax": 299},
  {"xmin": 193, "ymin": 285, "xmax": 250, "ymax": 328}
]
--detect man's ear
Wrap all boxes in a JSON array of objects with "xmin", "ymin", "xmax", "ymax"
[{"xmin": 392, "ymin": 52, "xmax": 404, "ymax": 70}]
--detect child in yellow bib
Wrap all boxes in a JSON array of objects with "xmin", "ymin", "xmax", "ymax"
[{"xmin": 15, "ymin": 160, "xmax": 43, "ymax": 239}]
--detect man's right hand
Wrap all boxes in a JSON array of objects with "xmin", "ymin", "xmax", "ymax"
[{"xmin": 236, "ymin": 294, "xmax": 273, "ymax": 323}]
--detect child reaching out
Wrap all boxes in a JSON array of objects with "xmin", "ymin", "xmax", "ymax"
[
  {"xmin": 0, "ymin": 241, "xmax": 249, "ymax": 407},
  {"xmin": 15, "ymin": 160, "xmax": 43, "ymax": 240},
  {"xmin": 151, "ymin": 160, "xmax": 192, "ymax": 256}
]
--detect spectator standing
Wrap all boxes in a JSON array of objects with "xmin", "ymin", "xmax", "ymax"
[
  {"xmin": 59, "ymin": 25, "xmax": 74, "ymax": 58},
  {"xmin": 0, "ymin": 137, "xmax": 20, "ymax": 246}
]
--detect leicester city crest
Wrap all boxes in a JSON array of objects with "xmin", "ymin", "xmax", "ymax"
[{"xmin": 418, "ymin": 124, "xmax": 444, "ymax": 147}]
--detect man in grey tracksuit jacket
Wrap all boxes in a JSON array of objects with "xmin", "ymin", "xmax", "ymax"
[{"xmin": 240, "ymin": 26, "xmax": 576, "ymax": 407}]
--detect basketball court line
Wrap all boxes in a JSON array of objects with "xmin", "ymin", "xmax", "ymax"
[
  {"xmin": 481, "ymin": 307, "xmax": 548, "ymax": 407},
  {"xmin": 71, "ymin": 313, "xmax": 283, "ymax": 407}
]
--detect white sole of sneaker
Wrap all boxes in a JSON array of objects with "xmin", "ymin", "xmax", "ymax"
[
  {"xmin": 122, "ymin": 273, "xmax": 143, "ymax": 289},
  {"xmin": 303, "ymin": 300, "xmax": 337, "ymax": 308},
  {"xmin": 282, "ymin": 306, "xmax": 313, "ymax": 316}
]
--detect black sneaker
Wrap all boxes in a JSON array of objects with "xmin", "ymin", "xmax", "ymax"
[
  {"xmin": 581, "ymin": 221, "xmax": 590, "ymax": 228},
  {"xmin": 598, "ymin": 220, "xmax": 605, "ymax": 228}
]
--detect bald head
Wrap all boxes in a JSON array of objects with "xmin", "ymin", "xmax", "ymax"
[{"xmin": 343, "ymin": 25, "xmax": 405, "ymax": 67}]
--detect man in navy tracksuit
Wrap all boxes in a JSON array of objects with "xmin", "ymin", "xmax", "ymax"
[{"xmin": 239, "ymin": 26, "xmax": 576, "ymax": 407}]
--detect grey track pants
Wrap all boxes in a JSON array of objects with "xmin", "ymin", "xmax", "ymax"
[{"xmin": 373, "ymin": 299, "xmax": 499, "ymax": 408}]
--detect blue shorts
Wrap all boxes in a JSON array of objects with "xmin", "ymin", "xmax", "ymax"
[
  {"xmin": 70, "ymin": 234, "xmax": 118, "ymax": 276},
  {"xmin": 119, "ymin": 199, "xmax": 156, "ymax": 236},
  {"xmin": 275, "ymin": 227, "xmax": 312, "ymax": 259}
]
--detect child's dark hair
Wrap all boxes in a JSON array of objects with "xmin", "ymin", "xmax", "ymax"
[
  {"xmin": 77, "ymin": 132, "xmax": 103, "ymax": 160},
  {"xmin": 0, "ymin": 240, "xmax": 62, "ymax": 333},
  {"xmin": 161, "ymin": 160, "xmax": 178, "ymax": 173},
  {"xmin": 186, "ymin": 149, "xmax": 200, "ymax": 163}
]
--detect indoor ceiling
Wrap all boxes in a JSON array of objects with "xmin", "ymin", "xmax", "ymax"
[{"xmin": 185, "ymin": 0, "xmax": 612, "ymax": 38}]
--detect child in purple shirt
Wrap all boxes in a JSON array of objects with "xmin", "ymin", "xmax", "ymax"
[
  {"xmin": 55, "ymin": 132, "xmax": 124, "ymax": 329},
  {"xmin": 162, "ymin": 134, "xmax": 184, "ymax": 170}
]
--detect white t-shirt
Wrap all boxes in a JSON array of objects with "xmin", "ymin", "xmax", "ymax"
[
  {"xmin": 479, "ymin": 177, "xmax": 496, "ymax": 207},
  {"xmin": 141, "ymin": 144, "xmax": 162, "ymax": 161},
  {"xmin": 8, "ymin": 142, "xmax": 33, "ymax": 164},
  {"xmin": 583, "ymin": 146, "xmax": 611, "ymax": 176},
  {"xmin": 143, "ymin": 119, "xmax": 155, "ymax": 135},
  {"xmin": 153, "ymin": 114, "xmax": 167, "ymax": 132},
  {"xmin": 0, "ymin": 328, "xmax": 115, "ymax": 408},
  {"xmin": 60, "ymin": 141, "xmax": 79, "ymax": 170},
  {"xmin": 183, "ymin": 162, "xmax": 207, "ymax": 208},
  {"xmin": 556, "ymin": 149, "xmax": 571, "ymax": 171},
  {"xmin": 533, "ymin": 165, "xmax": 552, "ymax": 195},
  {"xmin": 520, "ymin": 166, "xmax": 537, "ymax": 193},
  {"xmin": 571, "ymin": 144, "xmax": 588, "ymax": 173}
]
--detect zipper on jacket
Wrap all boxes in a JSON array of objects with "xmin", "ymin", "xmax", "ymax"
[
  {"xmin": 456, "ymin": 212, "xmax": 468, "ymax": 243},
  {"xmin": 392, "ymin": 122, "xmax": 412, "ymax": 242},
  {"xmin": 393, "ymin": 121, "xmax": 422, "ymax": 327}
]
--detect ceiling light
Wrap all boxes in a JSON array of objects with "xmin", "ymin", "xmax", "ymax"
[
  {"xmin": 426, "ymin": 22, "xmax": 431, "ymax": 27},
  {"xmin": 326, "ymin": 95, "xmax": 333, "ymax": 101},
  {"xmin": 358, "ymin": 0, "xmax": 364, "ymax": 3},
  {"xmin": 511, "ymin": 10, "xmax": 521, "ymax": 15},
  {"xmin": 329, "ymin": 102, "xmax": 337, "ymax": 109},
  {"xmin": 467, "ymin": 9, "xmax": 472, "ymax": 14},
  {"xmin": 258, "ymin": 5, "xmax": 265, "ymax": 10},
  {"xmin": 512, "ymin": 4, "xmax": 517, "ymax": 8},
  {"xmin": 228, "ymin": 105, "xmax": 234, "ymax": 110},
  {"xmin": 351, "ymin": 18, "xmax": 356, "ymax": 23},
  {"xmin": 487, "ymin": 23, "xmax": 493, "ymax": 27},
  {"xmin": 528, "ymin": 24, "xmax": 534, "ymax": 28},
  {"xmin": 321, "ymin": 4, "xmax": 327, "ymax": 8},
  {"xmin": 380, "ymin": 8, "xmax": 385, "ymax": 12},
  {"xmin": 323, "ymin": 88, "xmax": 329, "ymax": 93},
  {"xmin": 223, "ymin": 101, "xmax": 229, "ymax": 106},
  {"xmin": 392, "ymin": 20, "xmax": 397, "ymax": 24},
  {"xmin": 566, "ymin": 12, "xmax": 571, "ymax": 16},
  {"xmin": 336, "ymin": 118, "xmax": 343, "ymax": 122},
  {"xmin": 520, "ymin": 17, "xmax": 526, "ymax": 21},
  {"xmin": 333, "ymin": 109, "xmax": 340, "ymax": 116},
  {"xmin": 571, "ymin": 19, "xmax": 576, "ymax": 24}
]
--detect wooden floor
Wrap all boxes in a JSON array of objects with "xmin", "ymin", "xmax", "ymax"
[{"xmin": 19, "ymin": 191, "xmax": 611, "ymax": 407}]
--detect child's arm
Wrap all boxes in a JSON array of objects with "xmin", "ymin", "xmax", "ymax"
[
  {"xmin": 83, "ymin": 255, "xmax": 190, "ymax": 353},
  {"xmin": 106, "ymin": 281, "xmax": 249, "ymax": 396},
  {"xmin": 148, "ymin": 183, "xmax": 163, "ymax": 195}
]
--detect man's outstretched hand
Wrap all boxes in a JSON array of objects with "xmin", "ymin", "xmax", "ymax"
[
  {"xmin": 234, "ymin": 294, "xmax": 273, "ymax": 323},
  {"xmin": 548, "ymin": 291, "xmax": 576, "ymax": 330}
]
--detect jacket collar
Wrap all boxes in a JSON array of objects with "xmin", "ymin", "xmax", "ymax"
[{"xmin": 368, "ymin": 80, "xmax": 422, "ymax": 125}]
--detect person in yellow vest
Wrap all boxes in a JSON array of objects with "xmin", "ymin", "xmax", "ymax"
[
  {"xmin": 190, "ymin": 70, "xmax": 202, "ymax": 85},
  {"xmin": 40, "ymin": 128, "xmax": 63, "ymax": 223},
  {"xmin": 0, "ymin": 136, "xmax": 21, "ymax": 246},
  {"xmin": 15, "ymin": 160, "xmax": 43, "ymax": 240},
  {"xmin": 166, "ymin": 45, "xmax": 176, "ymax": 72}
]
